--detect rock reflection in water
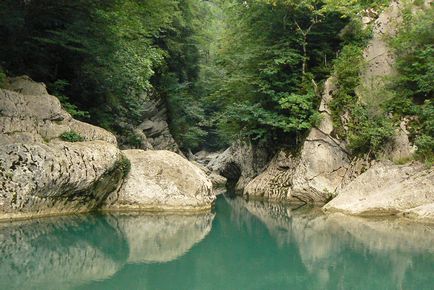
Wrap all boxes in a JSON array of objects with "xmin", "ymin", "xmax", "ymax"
[
  {"xmin": 106, "ymin": 212, "xmax": 215, "ymax": 263},
  {"xmin": 227, "ymin": 197, "xmax": 434, "ymax": 290},
  {"xmin": 0, "ymin": 215, "xmax": 127, "ymax": 290},
  {"xmin": 0, "ymin": 212, "xmax": 214, "ymax": 290}
]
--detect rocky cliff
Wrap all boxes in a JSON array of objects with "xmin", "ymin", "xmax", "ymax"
[
  {"xmin": 244, "ymin": 78, "xmax": 352, "ymax": 204},
  {"xmin": 0, "ymin": 76, "xmax": 126, "ymax": 220},
  {"xmin": 0, "ymin": 76, "xmax": 215, "ymax": 221},
  {"xmin": 220, "ymin": 0, "xmax": 434, "ymax": 221},
  {"xmin": 117, "ymin": 95, "xmax": 181, "ymax": 153}
]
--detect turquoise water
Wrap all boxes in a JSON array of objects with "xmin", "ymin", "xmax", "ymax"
[{"xmin": 1, "ymin": 196, "xmax": 433, "ymax": 290}]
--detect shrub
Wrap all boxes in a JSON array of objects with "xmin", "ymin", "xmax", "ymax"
[
  {"xmin": 60, "ymin": 131, "xmax": 84, "ymax": 142},
  {"xmin": 0, "ymin": 67, "xmax": 6, "ymax": 88},
  {"xmin": 49, "ymin": 80, "xmax": 90, "ymax": 119},
  {"xmin": 118, "ymin": 155, "xmax": 131, "ymax": 178},
  {"xmin": 330, "ymin": 44, "xmax": 365, "ymax": 136},
  {"xmin": 347, "ymin": 105, "xmax": 395, "ymax": 156}
]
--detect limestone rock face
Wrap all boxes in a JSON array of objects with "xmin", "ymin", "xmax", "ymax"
[
  {"xmin": 245, "ymin": 78, "xmax": 351, "ymax": 204},
  {"xmin": 0, "ymin": 76, "xmax": 125, "ymax": 220},
  {"xmin": 402, "ymin": 203, "xmax": 434, "ymax": 222},
  {"xmin": 207, "ymin": 139, "xmax": 270, "ymax": 193},
  {"xmin": 104, "ymin": 149, "xmax": 215, "ymax": 212},
  {"xmin": 323, "ymin": 162, "xmax": 434, "ymax": 217},
  {"xmin": 190, "ymin": 159, "xmax": 227, "ymax": 195},
  {"xmin": 244, "ymin": 150, "xmax": 296, "ymax": 200},
  {"xmin": 117, "ymin": 97, "xmax": 181, "ymax": 153},
  {"xmin": 359, "ymin": 0, "xmax": 402, "ymax": 94},
  {"xmin": 1, "ymin": 76, "xmax": 117, "ymax": 145},
  {"xmin": 290, "ymin": 128, "xmax": 350, "ymax": 203}
]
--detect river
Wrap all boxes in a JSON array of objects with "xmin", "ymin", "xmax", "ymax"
[{"xmin": 1, "ymin": 196, "xmax": 433, "ymax": 290}]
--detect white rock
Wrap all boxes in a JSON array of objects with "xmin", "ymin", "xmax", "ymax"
[
  {"xmin": 104, "ymin": 149, "xmax": 215, "ymax": 212},
  {"xmin": 323, "ymin": 162, "xmax": 434, "ymax": 217}
]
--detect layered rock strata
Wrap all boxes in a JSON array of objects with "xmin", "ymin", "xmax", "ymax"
[{"xmin": 0, "ymin": 76, "xmax": 125, "ymax": 220}]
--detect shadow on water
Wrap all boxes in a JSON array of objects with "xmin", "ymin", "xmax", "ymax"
[{"xmin": 0, "ymin": 196, "xmax": 433, "ymax": 290}]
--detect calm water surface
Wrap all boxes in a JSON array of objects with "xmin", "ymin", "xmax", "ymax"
[{"xmin": 1, "ymin": 196, "xmax": 433, "ymax": 290}]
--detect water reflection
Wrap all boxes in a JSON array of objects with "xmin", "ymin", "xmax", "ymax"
[
  {"xmin": 230, "ymin": 197, "xmax": 434, "ymax": 290},
  {"xmin": 1, "ymin": 198, "xmax": 433, "ymax": 290},
  {"xmin": 0, "ymin": 212, "xmax": 214, "ymax": 290},
  {"xmin": 106, "ymin": 213, "xmax": 215, "ymax": 263}
]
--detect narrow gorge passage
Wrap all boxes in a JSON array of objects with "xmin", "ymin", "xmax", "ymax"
[{"xmin": 0, "ymin": 1, "xmax": 433, "ymax": 289}]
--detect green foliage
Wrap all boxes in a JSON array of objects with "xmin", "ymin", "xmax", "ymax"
[
  {"xmin": 386, "ymin": 6, "xmax": 434, "ymax": 163},
  {"xmin": 0, "ymin": 67, "xmax": 6, "ymax": 88},
  {"xmin": 201, "ymin": 0, "xmax": 347, "ymax": 147},
  {"xmin": 49, "ymin": 80, "xmax": 90, "ymax": 119},
  {"xmin": 60, "ymin": 131, "xmax": 84, "ymax": 142},
  {"xmin": 125, "ymin": 131, "xmax": 143, "ymax": 149},
  {"xmin": 118, "ymin": 155, "xmax": 131, "ymax": 178},
  {"xmin": 347, "ymin": 105, "xmax": 394, "ymax": 155},
  {"xmin": 0, "ymin": 0, "xmax": 179, "ymax": 139},
  {"xmin": 321, "ymin": 0, "xmax": 390, "ymax": 18},
  {"xmin": 389, "ymin": 6, "xmax": 433, "ymax": 103},
  {"xmin": 330, "ymin": 44, "xmax": 365, "ymax": 136}
]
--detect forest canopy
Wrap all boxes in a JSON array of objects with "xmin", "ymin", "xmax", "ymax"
[{"xmin": 0, "ymin": 0, "xmax": 432, "ymax": 162}]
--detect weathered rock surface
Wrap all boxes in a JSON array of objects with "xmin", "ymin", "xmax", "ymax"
[
  {"xmin": 117, "ymin": 96, "xmax": 181, "ymax": 153},
  {"xmin": 104, "ymin": 149, "xmax": 215, "ymax": 212},
  {"xmin": 190, "ymin": 159, "xmax": 227, "ymax": 195},
  {"xmin": 359, "ymin": 0, "xmax": 402, "ymax": 98},
  {"xmin": 2, "ymin": 76, "xmax": 117, "ymax": 145},
  {"xmin": 0, "ymin": 76, "xmax": 125, "ymax": 220},
  {"xmin": 323, "ymin": 162, "xmax": 434, "ymax": 217},
  {"xmin": 245, "ymin": 78, "xmax": 351, "ymax": 204},
  {"xmin": 207, "ymin": 139, "xmax": 270, "ymax": 193},
  {"xmin": 402, "ymin": 203, "xmax": 434, "ymax": 222}
]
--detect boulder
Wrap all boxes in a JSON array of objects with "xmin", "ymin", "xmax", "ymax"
[
  {"xmin": 323, "ymin": 162, "xmax": 434, "ymax": 217},
  {"xmin": 1, "ymin": 76, "xmax": 117, "ymax": 145},
  {"xmin": 103, "ymin": 149, "xmax": 215, "ymax": 212},
  {"xmin": 0, "ymin": 76, "xmax": 125, "ymax": 220}
]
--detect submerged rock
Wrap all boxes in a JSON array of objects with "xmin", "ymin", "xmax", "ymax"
[
  {"xmin": 0, "ymin": 76, "xmax": 125, "ymax": 220},
  {"xmin": 323, "ymin": 162, "xmax": 434, "ymax": 218},
  {"xmin": 104, "ymin": 149, "xmax": 215, "ymax": 212}
]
